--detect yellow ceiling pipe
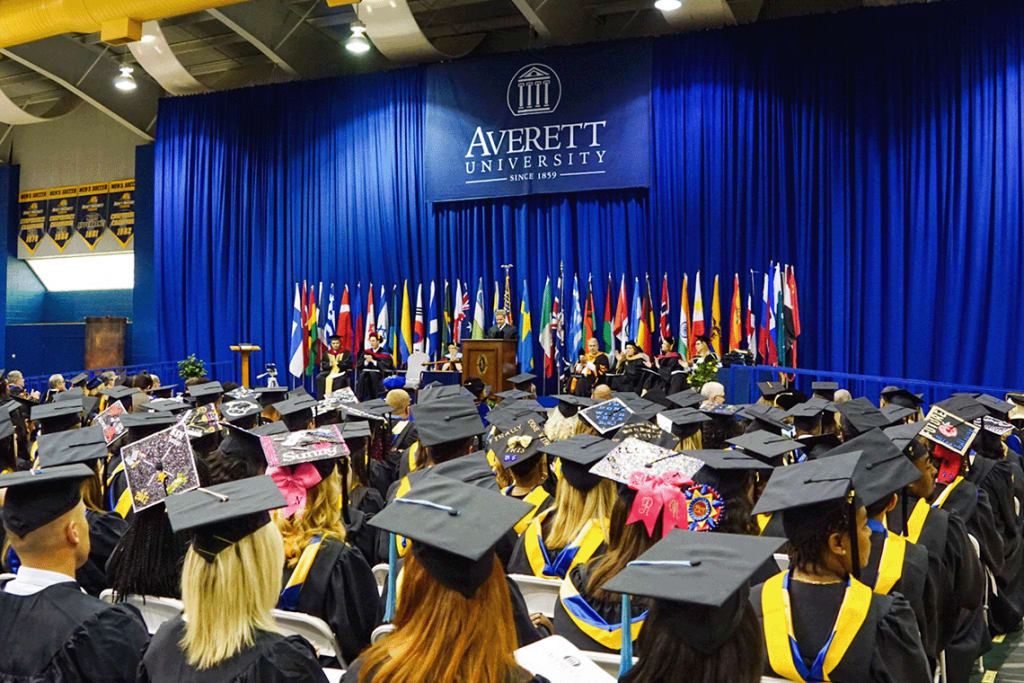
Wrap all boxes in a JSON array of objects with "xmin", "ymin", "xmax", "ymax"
[{"xmin": 0, "ymin": 0, "xmax": 245, "ymax": 49}]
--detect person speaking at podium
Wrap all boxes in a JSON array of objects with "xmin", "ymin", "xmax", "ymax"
[{"xmin": 487, "ymin": 309, "xmax": 518, "ymax": 341}]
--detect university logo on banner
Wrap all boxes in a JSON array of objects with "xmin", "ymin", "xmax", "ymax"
[
  {"xmin": 18, "ymin": 190, "xmax": 46, "ymax": 254},
  {"xmin": 425, "ymin": 44, "xmax": 651, "ymax": 201},
  {"xmin": 45, "ymin": 185, "xmax": 77, "ymax": 252},
  {"xmin": 75, "ymin": 182, "xmax": 109, "ymax": 249},
  {"xmin": 108, "ymin": 179, "xmax": 135, "ymax": 247}
]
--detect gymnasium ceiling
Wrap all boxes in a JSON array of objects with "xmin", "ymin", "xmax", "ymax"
[{"xmin": 0, "ymin": 0, "xmax": 943, "ymax": 143}]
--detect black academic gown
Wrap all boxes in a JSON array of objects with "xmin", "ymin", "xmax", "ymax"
[
  {"xmin": 616, "ymin": 355, "xmax": 650, "ymax": 394},
  {"xmin": 344, "ymin": 504, "xmax": 384, "ymax": 567},
  {"xmin": 571, "ymin": 353, "xmax": 610, "ymax": 397},
  {"xmin": 78, "ymin": 508, "xmax": 129, "ymax": 596},
  {"xmin": 139, "ymin": 617, "xmax": 327, "ymax": 683},
  {"xmin": 0, "ymin": 581, "xmax": 149, "ymax": 682},
  {"xmin": 355, "ymin": 351, "xmax": 394, "ymax": 401},
  {"xmin": 279, "ymin": 536, "xmax": 382, "ymax": 665},
  {"xmin": 861, "ymin": 526, "xmax": 936, "ymax": 659},
  {"xmin": 751, "ymin": 577, "xmax": 931, "ymax": 683},
  {"xmin": 552, "ymin": 562, "xmax": 647, "ymax": 654},
  {"xmin": 341, "ymin": 656, "xmax": 546, "ymax": 683},
  {"xmin": 486, "ymin": 324, "xmax": 519, "ymax": 341},
  {"xmin": 316, "ymin": 350, "xmax": 353, "ymax": 398}
]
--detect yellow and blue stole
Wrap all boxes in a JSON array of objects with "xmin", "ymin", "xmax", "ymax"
[
  {"xmin": 931, "ymin": 475, "xmax": 964, "ymax": 510},
  {"xmin": 904, "ymin": 499, "xmax": 931, "ymax": 544},
  {"xmin": 28, "ymin": 440, "xmax": 38, "ymax": 464},
  {"xmin": 866, "ymin": 520, "xmax": 906, "ymax": 595},
  {"xmin": 405, "ymin": 442, "xmax": 420, "ymax": 474},
  {"xmin": 558, "ymin": 573, "xmax": 646, "ymax": 651},
  {"xmin": 757, "ymin": 513, "xmax": 774, "ymax": 535},
  {"xmin": 393, "ymin": 476, "xmax": 413, "ymax": 558},
  {"xmin": 762, "ymin": 571, "xmax": 872, "ymax": 682},
  {"xmin": 524, "ymin": 512, "xmax": 606, "ymax": 580},
  {"xmin": 105, "ymin": 461, "xmax": 133, "ymax": 518},
  {"xmin": 503, "ymin": 485, "xmax": 552, "ymax": 535},
  {"xmin": 278, "ymin": 535, "xmax": 325, "ymax": 611}
]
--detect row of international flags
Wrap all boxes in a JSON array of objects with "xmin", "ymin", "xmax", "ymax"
[{"xmin": 286, "ymin": 262, "xmax": 801, "ymax": 380}]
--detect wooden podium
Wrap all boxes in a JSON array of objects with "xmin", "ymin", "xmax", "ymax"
[
  {"xmin": 461, "ymin": 339, "xmax": 517, "ymax": 393},
  {"xmin": 229, "ymin": 344, "xmax": 261, "ymax": 387}
]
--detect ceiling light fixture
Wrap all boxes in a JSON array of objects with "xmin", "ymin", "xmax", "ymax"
[
  {"xmin": 655, "ymin": 0, "xmax": 683, "ymax": 10},
  {"xmin": 114, "ymin": 64, "xmax": 137, "ymax": 91},
  {"xmin": 346, "ymin": 20, "xmax": 371, "ymax": 54}
]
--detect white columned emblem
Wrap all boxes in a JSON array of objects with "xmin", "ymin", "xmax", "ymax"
[{"xmin": 507, "ymin": 63, "xmax": 561, "ymax": 116}]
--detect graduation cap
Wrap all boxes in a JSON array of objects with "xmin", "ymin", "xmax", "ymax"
[
  {"xmin": 507, "ymin": 372, "xmax": 536, "ymax": 390},
  {"xmin": 462, "ymin": 378, "xmax": 490, "ymax": 400},
  {"xmin": 419, "ymin": 384, "xmax": 464, "ymax": 404},
  {"xmin": 35, "ymin": 425, "xmax": 108, "ymax": 467},
  {"xmin": 613, "ymin": 418, "xmax": 679, "ymax": 450},
  {"xmin": 657, "ymin": 407, "xmax": 710, "ymax": 439},
  {"xmin": 121, "ymin": 422, "xmax": 202, "ymax": 512},
  {"xmin": 666, "ymin": 389, "xmax": 703, "ymax": 409},
  {"xmin": 186, "ymin": 381, "xmax": 223, "ymax": 406},
  {"xmin": 138, "ymin": 398, "xmax": 191, "ymax": 415},
  {"xmin": 786, "ymin": 401, "xmax": 826, "ymax": 431},
  {"xmin": 699, "ymin": 403, "xmax": 743, "ymax": 420},
  {"xmin": 919, "ymin": 405, "xmax": 980, "ymax": 457},
  {"xmin": 884, "ymin": 422, "xmax": 926, "ymax": 456},
  {"xmin": 165, "ymin": 476, "xmax": 286, "ymax": 562},
  {"xmin": 252, "ymin": 421, "xmax": 289, "ymax": 437},
  {"xmin": 369, "ymin": 473, "xmax": 532, "ymax": 597},
  {"xmin": 726, "ymin": 431, "xmax": 802, "ymax": 464},
  {"xmin": 100, "ymin": 385, "xmax": 140, "ymax": 404},
  {"xmin": 612, "ymin": 391, "xmax": 641, "ymax": 402},
  {"xmin": 0, "ymin": 413, "xmax": 14, "ymax": 441},
  {"xmin": 579, "ymin": 398, "xmax": 633, "ymax": 435},
  {"xmin": 620, "ymin": 397, "xmax": 662, "ymax": 421},
  {"xmin": 412, "ymin": 395, "xmax": 484, "ymax": 448},
  {"xmin": 427, "ymin": 450, "xmax": 501, "ymax": 492},
  {"xmin": 485, "ymin": 404, "xmax": 539, "ymax": 432},
  {"xmin": 683, "ymin": 449, "xmax": 772, "ymax": 475},
  {"xmin": 821, "ymin": 429, "xmax": 922, "ymax": 508},
  {"xmin": 219, "ymin": 423, "xmax": 272, "ymax": 466},
  {"xmin": 590, "ymin": 437, "xmax": 703, "ymax": 485},
  {"xmin": 491, "ymin": 419, "xmax": 549, "ymax": 470},
  {"xmin": 69, "ymin": 373, "xmax": 89, "ymax": 388},
  {"xmin": 0, "ymin": 464, "xmax": 95, "ymax": 536},
  {"xmin": 260, "ymin": 425, "xmax": 349, "ymax": 475},
  {"xmin": 880, "ymin": 403, "xmax": 916, "ymax": 425},
  {"xmin": 811, "ymin": 381, "xmax": 839, "ymax": 399},
  {"xmin": 495, "ymin": 389, "xmax": 532, "ymax": 402},
  {"xmin": 54, "ymin": 387, "xmax": 85, "ymax": 403},
  {"xmin": 739, "ymin": 404, "xmax": 792, "ymax": 435},
  {"xmin": 120, "ymin": 410, "xmax": 179, "ymax": 443},
  {"xmin": 880, "ymin": 386, "xmax": 924, "ymax": 410},
  {"xmin": 796, "ymin": 433, "xmax": 842, "ymax": 460},
  {"xmin": 148, "ymin": 385, "xmax": 177, "ymax": 399},
  {"xmin": 30, "ymin": 400, "xmax": 83, "ymax": 432},
  {"xmin": 773, "ymin": 390, "xmax": 807, "ymax": 411},
  {"xmin": 341, "ymin": 421, "xmax": 372, "ymax": 440},
  {"xmin": 976, "ymin": 394, "xmax": 1014, "ymax": 420},
  {"xmin": 757, "ymin": 381, "xmax": 787, "ymax": 400},
  {"xmin": 933, "ymin": 395, "xmax": 988, "ymax": 423},
  {"xmin": 272, "ymin": 395, "xmax": 318, "ymax": 430},
  {"xmin": 539, "ymin": 434, "xmax": 617, "ymax": 492},
  {"xmin": 603, "ymin": 531, "xmax": 785, "ymax": 656},
  {"xmin": 554, "ymin": 394, "xmax": 594, "ymax": 418},
  {"xmin": 836, "ymin": 397, "xmax": 890, "ymax": 435},
  {"xmin": 253, "ymin": 386, "xmax": 289, "ymax": 407},
  {"xmin": 220, "ymin": 399, "xmax": 263, "ymax": 427},
  {"xmin": 85, "ymin": 376, "xmax": 104, "ymax": 391},
  {"xmin": 225, "ymin": 386, "xmax": 258, "ymax": 401}
]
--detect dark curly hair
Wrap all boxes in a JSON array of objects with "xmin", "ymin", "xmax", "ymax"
[{"xmin": 786, "ymin": 499, "xmax": 850, "ymax": 576}]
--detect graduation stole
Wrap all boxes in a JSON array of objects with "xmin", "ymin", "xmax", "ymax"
[
  {"xmin": 393, "ymin": 476, "xmax": 413, "ymax": 558},
  {"xmin": 756, "ymin": 512, "xmax": 774, "ymax": 535},
  {"xmin": 524, "ymin": 512, "xmax": 607, "ymax": 579},
  {"xmin": 278, "ymin": 535, "xmax": 325, "ymax": 611},
  {"xmin": 762, "ymin": 571, "xmax": 872, "ymax": 682},
  {"xmin": 558, "ymin": 574, "xmax": 646, "ymax": 651},
  {"xmin": 503, "ymin": 485, "xmax": 551, "ymax": 534},
  {"xmin": 105, "ymin": 461, "xmax": 133, "ymax": 518},
  {"xmin": 28, "ymin": 439, "xmax": 38, "ymax": 464},
  {"xmin": 865, "ymin": 520, "xmax": 907, "ymax": 595},
  {"xmin": 904, "ymin": 499, "xmax": 932, "ymax": 544},
  {"xmin": 931, "ymin": 475, "xmax": 965, "ymax": 510}
]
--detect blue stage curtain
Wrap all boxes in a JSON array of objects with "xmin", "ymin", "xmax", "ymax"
[{"xmin": 154, "ymin": 0, "xmax": 1024, "ymax": 389}]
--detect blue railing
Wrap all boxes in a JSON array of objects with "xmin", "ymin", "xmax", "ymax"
[
  {"xmin": 721, "ymin": 364, "xmax": 1021, "ymax": 409},
  {"xmin": 18, "ymin": 360, "xmax": 235, "ymax": 397}
]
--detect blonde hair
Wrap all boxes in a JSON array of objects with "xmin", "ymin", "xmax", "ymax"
[
  {"xmin": 545, "ymin": 476, "xmax": 616, "ymax": 549},
  {"xmin": 675, "ymin": 431, "xmax": 703, "ymax": 451},
  {"xmin": 276, "ymin": 469, "xmax": 346, "ymax": 568},
  {"xmin": 544, "ymin": 409, "xmax": 580, "ymax": 442},
  {"xmin": 180, "ymin": 522, "xmax": 283, "ymax": 669},
  {"xmin": 386, "ymin": 389, "xmax": 411, "ymax": 412},
  {"xmin": 81, "ymin": 461, "xmax": 105, "ymax": 512}
]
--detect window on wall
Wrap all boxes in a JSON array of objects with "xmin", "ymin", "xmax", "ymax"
[{"xmin": 26, "ymin": 253, "xmax": 134, "ymax": 291}]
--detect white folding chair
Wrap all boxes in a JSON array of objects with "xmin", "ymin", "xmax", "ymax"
[
  {"xmin": 0, "ymin": 573, "xmax": 16, "ymax": 583},
  {"xmin": 98, "ymin": 591, "xmax": 184, "ymax": 634},
  {"xmin": 773, "ymin": 552, "xmax": 790, "ymax": 572},
  {"xmin": 509, "ymin": 573, "xmax": 561, "ymax": 618},
  {"xmin": 272, "ymin": 609, "xmax": 343, "ymax": 665},
  {"xmin": 371, "ymin": 563, "xmax": 389, "ymax": 590},
  {"xmin": 581, "ymin": 650, "xmax": 634, "ymax": 677},
  {"xmin": 371, "ymin": 623, "xmax": 395, "ymax": 644},
  {"xmin": 404, "ymin": 352, "xmax": 430, "ymax": 390},
  {"xmin": 322, "ymin": 668, "xmax": 344, "ymax": 683}
]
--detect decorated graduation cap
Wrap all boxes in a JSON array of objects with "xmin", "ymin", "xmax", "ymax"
[
  {"xmin": 657, "ymin": 407, "xmax": 710, "ymax": 439},
  {"xmin": 811, "ymin": 381, "xmax": 840, "ymax": 399},
  {"xmin": 836, "ymin": 397, "xmax": 890, "ymax": 435},
  {"xmin": 186, "ymin": 381, "xmax": 223, "ymax": 406},
  {"xmin": 757, "ymin": 381, "xmax": 787, "ymax": 400},
  {"xmin": 260, "ymin": 425, "xmax": 349, "ymax": 517},
  {"xmin": 726, "ymin": 431, "xmax": 802, "ymax": 464},
  {"xmin": 880, "ymin": 386, "xmax": 924, "ymax": 410},
  {"xmin": 36, "ymin": 425, "xmax": 108, "ymax": 467},
  {"xmin": 539, "ymin": 434, "xmax": 616, "ymax": 492},
  {"xmin": 0, "ymin": 464, "xmax": 95, "ymax": 537},
  {"xmin": 491, "ymin": 418, "xmax": 549, "ymax": 470},
  {"xmin": 30, "ymin": 399, "xmax": 83, "ymax": 433},
  {"xmin": 165, "ymin": 475, "xmax": 286, "ymax": 562},
  {"xmin": 604, "ymin": 531, "xmax": 785, "ymax": 666},
  {"xmin": 220, "ymin": 399, "xmax": 263, "ymax": 428},
  {"xmin": 121, "ymin": 422, "xmax": 201, "ymax": 512},
  {"xmin": 580, "ymin": 398, "xmax": 633, "ymax": 435},
  {"xmin": 666, "ymin": 389, "xmax": 703, "ymax": 409},
  {"xmin": 272, "ymin": 394, "xmax": 318, "ymax": 430},
  {"xmin": 554, "ymin": 393, "xmax": 594, "ymax": 418},
  {"xmin": 253, "ymin": 385, "xmax": 289, "ymax": 408},
  {"xmin": 369, "ymin": 472, "xmax": 532, "ymax": 597},
  {"xmin": 412, "ymin": 395, "xmax": 484, "ymax": 447},
  {"xmin": 506, "ymin": 372, "xmax": 537, "ymax": 390},
  {"xmin": 918, "ymin": 405, "xmax": 980, "ymax": 483},
  {"xmin": 613, "ymin": 417, "xmax": 679, "ymax": 450}
]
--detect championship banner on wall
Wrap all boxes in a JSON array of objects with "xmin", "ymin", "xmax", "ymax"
[
  {"xmin": 17, "ymin": 189, "xmax": 46, "ymax": 254},
  {"xmin": 75, "ymin": 182, "xmax": 110, "ymax": 249},
  {"xmin": 45, "ymin": 186, "xmax": 78, "ymax": 252},
  {"xmin": 425, "ymin": 44, "xmax": 652, "ymax": 202},
  {"xmin": 108, "ymin": 179, "xmax": 135, "ymax": 247}
]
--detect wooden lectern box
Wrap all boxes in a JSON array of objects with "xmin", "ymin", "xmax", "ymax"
[{"xmin": 461, "ymin": 339, "xmax": 517, "ymax": 393}]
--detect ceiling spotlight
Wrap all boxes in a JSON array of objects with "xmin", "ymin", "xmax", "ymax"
[
  {"xmin": 114, "ymin": 65, "xmax": 137, "ymax": 92},
  {"xmin": 654, "ymin": 0, "xmax": 683, "ymax": 10},
  {"xmin": 346, "ymin": 20, "xmax": 371, "ymax": 54}
]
